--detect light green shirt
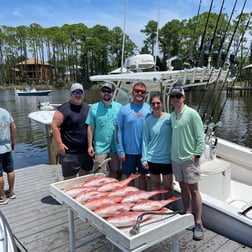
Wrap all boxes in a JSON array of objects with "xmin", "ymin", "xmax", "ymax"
[{"xmin": 171, "ymin": 105, "xmax": 205, "ymax": 163}]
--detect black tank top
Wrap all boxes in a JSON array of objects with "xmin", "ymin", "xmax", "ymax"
[{"xmin": 58, "ymin": 101, "xmax": 90, "ymax": 154}]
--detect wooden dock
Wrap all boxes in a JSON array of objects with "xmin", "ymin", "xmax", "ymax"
[
  {"xmin": 226, "ymin": 85, "xmax": 252, "ymax": 96},
  {"xmin": 1, "ymin": 164, "xmax": 251, "ymax": 252}
]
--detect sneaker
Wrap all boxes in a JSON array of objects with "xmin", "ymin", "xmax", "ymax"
[
  {"xmin": 193, "ymin": 223, "xmax": 204, "ymax": 240},
  {"xmin": 4, "ymin": 190, "xmax": 16, "ymax": 199},
  {"xmin": 0, "ymin": 197, "xmax": 8, "ymax": 205}
]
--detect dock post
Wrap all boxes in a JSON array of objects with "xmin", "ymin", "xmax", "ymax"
[{"xmin": 45, "ymin": 124, "xmax": 58, "ymax": 164}]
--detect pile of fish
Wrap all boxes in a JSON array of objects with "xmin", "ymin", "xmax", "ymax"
[{"xmin": 64, "ymin": 174, "xmax": 180, "ymax": 228}]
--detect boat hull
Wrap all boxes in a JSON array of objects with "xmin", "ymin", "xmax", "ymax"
[
  {"xmin": 173, "ymin": 157, "xmax": 252, "ymax": 248},
  {"xmin": 172, "ymin": 196, "xmax": 252, "ymax": 248},
  {"xmin": 0, "ymin": 211, "xmax": 19, "ymax": 252},
  {"xmin": 16, "ymin": 90, "xmax": 52, "ymax": 96},
  {"xmin": 202, "ymin": 203, "xmax": 252, "ymax": 248}
]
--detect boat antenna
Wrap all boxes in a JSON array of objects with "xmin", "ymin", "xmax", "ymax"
[
  {"xmin": 196, "ymin": 0, "xmax": 214, "ymax": 67},
  {"xmin": 154, "ymin": 0, "xmax": 160, "ymax": 70},
  {"xmin": 120, "ymin": 0, "xmax": 127, "ymax": 73}
]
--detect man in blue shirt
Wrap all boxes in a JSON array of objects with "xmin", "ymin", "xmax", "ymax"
[
  {"xmin": 116, "ymin": 82, "xmax": 151, "ymax": 190},
  {"xmin": 86, "ymin": 83, "xmax": 122, "ymax": 178}
]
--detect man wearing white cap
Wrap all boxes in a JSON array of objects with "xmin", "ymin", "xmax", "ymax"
[
  {"xmin": 169, "ymin": 86, "xmax": 205, "ymax": 241},
  {"xmin": 52, "ymin": 83, "xmax": 93, "ymax": 180},
  {"xmin": 86, "ymin": 82, "xmax": 122, "ymax": 178}
]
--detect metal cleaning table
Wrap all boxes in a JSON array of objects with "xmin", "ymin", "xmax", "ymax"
[{"xmin": 50, "ymin": 174, "xmax": 194, "ymax": 252}]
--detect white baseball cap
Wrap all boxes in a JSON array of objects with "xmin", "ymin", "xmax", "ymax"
[{"xmin": 71, "ymin": 83, "xmax": 84, "ymax": 92}]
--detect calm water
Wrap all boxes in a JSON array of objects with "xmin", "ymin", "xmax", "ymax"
[{"xmin": 0, "ymin": 88, "xmax": 251, "ymax": 169}]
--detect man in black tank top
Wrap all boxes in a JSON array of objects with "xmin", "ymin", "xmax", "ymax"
[{"xmin": 51, "ymin": 83, "xmax": 93, "ymax": 180}]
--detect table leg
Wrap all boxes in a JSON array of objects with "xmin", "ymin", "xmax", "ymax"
[
  {"xmin": 171, "ymin": 233, "xmax": 179, "ymax": 252},
  {"xmin": 68, "ymin": 207, "xmax": 75, "ymax": 252}
]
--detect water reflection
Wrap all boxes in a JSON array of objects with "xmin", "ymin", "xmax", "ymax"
[{"xmin": 0, "ymin": 88, "xmax": 251, "ymax": 169}]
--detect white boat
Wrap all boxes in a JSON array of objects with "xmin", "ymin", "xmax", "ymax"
[
  {"xmin": 15, "ymin": 86, "xmax": 52, "ymax": 96},
  {"xmin": 90, "ymin": 55, "xmax": 252, "ymax": 248},
  {"xmin": 37, "ymin": 101, "xmax": 61, "ymax": 111},
  {"xmin": 0, "ymin": 211, "xmax": 20, "ymax": 252},
  {"xmin": 28, "ymin": 54, "xmax": 252, "ymax": 248}
]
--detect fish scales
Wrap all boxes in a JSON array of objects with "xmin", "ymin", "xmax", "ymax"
[
  {"xmin": 97, "ymin": 173, "xmax": 140, "ymax": 192},
  {"xmin": 131, "ymin": 196, "xmax": 180, "ymax": 211},
  {"xmin": 121, "ymin": 189, "xmax": 168, "ymax": 203}
]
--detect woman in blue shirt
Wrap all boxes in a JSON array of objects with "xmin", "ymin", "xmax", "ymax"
[{"xmin": 141, "ymin": 92, "xmax": 173, "ymax": 200}]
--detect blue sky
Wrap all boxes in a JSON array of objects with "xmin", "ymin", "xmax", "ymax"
[{"xmin": 0, "ymin": 0, "xmax": 251, "ymax": 49}]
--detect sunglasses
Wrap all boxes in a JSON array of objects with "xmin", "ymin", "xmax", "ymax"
[
  {"xmin": 72, "ymin": 90, "xmax": 83, "ymax": 95},
  {"xmin": 133, "ymin": 89, "xmax": 146, "ymax": 94},
  {"xmin": 101, "ymin": 89, "xmax": 113, "ymax": 94},
  {"xmin": 151, "ymin": 102, "xmax": 161, "ymax": 106},
  {"xmin": 170, "ymin": 94, "xmax": 183, "ymax": 99}
]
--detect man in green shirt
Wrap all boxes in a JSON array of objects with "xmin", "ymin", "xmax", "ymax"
[
  {"xmin": 86, "ymin": 83, "xmax": 122, "ymax": 178},
  {"xmin": 169, "ymin": 86, "xmax": 205, "ymax": 241}
]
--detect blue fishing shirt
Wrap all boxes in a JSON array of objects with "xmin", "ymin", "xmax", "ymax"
[
  {"xmin": 141, "ymin": 112, "xmax": 172, "ymax": 164},
  {"xmin": 116, "ymin": 102, "xmax": 151, "ymax": 155}
]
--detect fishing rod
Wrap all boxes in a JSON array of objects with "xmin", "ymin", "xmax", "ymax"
[
  {"xmin": 201, "ymin": 0, "xmax": 248, "ymax": 122},
  {"xmin": 199, "ymin": 0, "xmax": 236, "ymax": 119},
  {"xmin": 197, "ymin": 0, "xmax": 226, "ymax": 117},
  {"xmin": 189, "ymin": 0, "xmax": 202, "ymax": 56},
  {"xmin": 215, "ymin": 13, "xmax": 251, "ymax": 123},
  {"xmin": 215, "ymin": 0, "xmax": 238, "ymax": 66},
  {"xmin": 196, "ymin": 0, "xmax": 214, "ymax": 67},
  {"xmin": 207, "ymin": 0, "xmax": 225, "ymax": 55}
]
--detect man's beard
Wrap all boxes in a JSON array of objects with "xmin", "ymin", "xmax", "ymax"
[{"xmin": 103, "ymin": 96, "xmax": 112, "ymax": 102}]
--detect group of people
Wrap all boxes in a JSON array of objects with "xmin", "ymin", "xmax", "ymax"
[
  {"xmin": 51, "ymin": 81, "xmax": 205, "ymax": 241},
  {"xmin": 0, "ymin": 81, "xmax": 205, "ymax": 240}
]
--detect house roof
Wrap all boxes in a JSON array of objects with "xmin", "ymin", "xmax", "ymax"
[{"xmin": 16, "ymin": 58, "xmax": 51, "ymax": 66}]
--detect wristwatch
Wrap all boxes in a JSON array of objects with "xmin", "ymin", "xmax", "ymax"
[{"xmin": 195, "ymin": 155, "xmax": 201, "ymax": 158}]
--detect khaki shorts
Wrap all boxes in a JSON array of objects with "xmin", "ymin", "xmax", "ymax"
[
  {"xmin": 93, "ymin": 153, "xmax": 120, "ymax": 174},
  {"xmin": 172, "ymin": 159, "xmax": 200, "ymax": 184}
]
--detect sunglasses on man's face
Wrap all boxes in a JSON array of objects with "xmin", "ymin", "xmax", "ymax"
[
  {"xmin": 170, "ymin": 94, "xmax": 183, "ymax": 99},
  {"xmin": 72, "ymin": 90, "xmax": 83, "ymax": 95},
  {"xmin": 133, "ymin": 89, "xmax": 146, "ymax": 95},
  {"xmin": 101, "ymin": 89, "xmax": 113, "ymax": 94}
]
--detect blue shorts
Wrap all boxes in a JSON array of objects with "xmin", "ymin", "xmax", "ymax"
[
  {"xmin": 122, "ymin": 154, "xmax": 149, "ymax": 176},
  {"xmin": 0, "ymin": 152, "xmax": 14, "ymax": 177},
  {"xmin": 60, "ymin": 153, "xmax": 93, "ymax": 178},
  {"xmin": 148, "ymin": 162, "xmax": 172, "ymax": 175}
]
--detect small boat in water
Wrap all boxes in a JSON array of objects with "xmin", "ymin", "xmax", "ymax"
[{"xmin": 15, "ymin": 86, "xmax": 52, "ymax": 96}]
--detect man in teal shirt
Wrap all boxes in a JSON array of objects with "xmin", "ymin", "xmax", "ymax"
[
  {"xmin": 86, "ymin": 83, "xmax": 122, "ymax": 178},
  {"xmin": 170, "ymin": 86, "xmax": 205, "ymax": 241}
]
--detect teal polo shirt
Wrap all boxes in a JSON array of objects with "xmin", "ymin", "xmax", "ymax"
[{"xmin": 86, "ymin": 101, "xmax": 122, "ymax": 154}]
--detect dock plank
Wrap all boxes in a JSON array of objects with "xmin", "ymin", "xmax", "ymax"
[{"xmin": 0, "ymin": 164, "xmax": 251, "ymax": 252}]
